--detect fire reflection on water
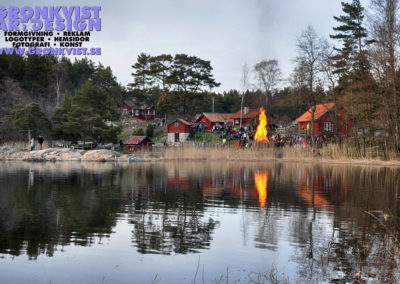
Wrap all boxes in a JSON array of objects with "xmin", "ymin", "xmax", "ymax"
[{"xmin": 254, "ymin": 171, "xmax": 268, "ymax": 209}]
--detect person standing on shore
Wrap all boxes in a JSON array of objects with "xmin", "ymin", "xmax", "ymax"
[
  {"xmin": 30, "ymin": 137, "xmax": 35, "ymax": 151},
  {"xmin": 97, "ymin": 135, "xmax": 102, "ymax": 149},
  {"xmin": 38, "ymin": 135, "xmax": 44, "ymax": 150}
]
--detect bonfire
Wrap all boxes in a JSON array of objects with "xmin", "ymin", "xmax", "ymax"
[{"xmin": 254, "ymin": 107, "xmax": 269, "ymax": 143}]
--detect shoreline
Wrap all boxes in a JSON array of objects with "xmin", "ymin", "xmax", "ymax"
[
  {"xmin": 158, "ymin": 157, "xmax": 400, "ymax": 167},
  {"xmin": 0, "ymin": 147, "xmax": 150, "ymax": 163},
  {"xmin": 1, "ymin": 146, "xmax": 400, "ymax": 167}
]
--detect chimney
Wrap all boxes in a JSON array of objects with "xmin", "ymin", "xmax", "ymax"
[{"xmin": 244, "ymin": 106, "xmax": 249, "ymax": 115}]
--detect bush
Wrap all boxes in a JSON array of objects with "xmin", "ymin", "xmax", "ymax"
[
  {"xmin": 146, "ymin": 124, "xmax": 154, "ymax": 137},
  {"xmin": 132, "ymin": 128, "xmax": 145, "ymax": 136}
]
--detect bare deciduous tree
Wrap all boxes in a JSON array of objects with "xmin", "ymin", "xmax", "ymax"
[
  {"xmin": 253, "ymin": 59, "xmax": 281, "ymax": 111},
  {"xmin": 240, "ymin": 62, "xmax": 250, "ymax": 128},
  {"xmin": 294, "ymin": 25, "xmax": 329, "ymax": 147},
  {"xmin": 52, "ymin": 60, "xmax": 68, "ymax": 107},
  {"xmin": 369, "ymin": 0, "xmax": 400, "ymax": 152}
]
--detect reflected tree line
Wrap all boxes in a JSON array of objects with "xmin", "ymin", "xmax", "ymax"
[
  {"xmin": 289, "ymin": 165, "xmax": 400, "ymax": 283},
  {"xmin": 0, "ymin": 162, "xmax": 400, "ymax": 282}
]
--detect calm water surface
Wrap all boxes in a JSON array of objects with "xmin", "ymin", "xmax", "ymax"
[{"xmin": 0, "ymin": 161, "xmax": 399, "ymax": 283}]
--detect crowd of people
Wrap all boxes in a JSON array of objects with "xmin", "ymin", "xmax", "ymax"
[{"xmin": 189, "ymin": 122, "xmax": 339, "ymax": 149}]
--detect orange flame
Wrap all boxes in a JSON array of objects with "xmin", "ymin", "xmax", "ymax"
[
  {"xmin": 254, "ymin": 171, "xmax": 268, "ymax": 209},
  {"xmin": 254, "ymin": 107, "xmax": 269, "ymax": 143}
]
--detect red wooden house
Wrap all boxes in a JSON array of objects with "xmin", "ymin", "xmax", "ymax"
[
  {"xmin": 295, "ymin": 103, "xmax": 353, "ymax": 137},
  {"xmin": 196, "ymin": 113, "xmax": 233, "ymax": 131},
  {"xmin": 123, "ymin": 136, "xmax": 153, "ymax": 152},
  {"xmin": 167, "ymin": 119, "xmax": 191, "ymax": 143},
  {"xmin": 119, "ymin": 98, "xmax": 155, "ymax": 120},
  {"xmin": 230, "ymin": 107, "xmax": 260, "ymax": 127}
]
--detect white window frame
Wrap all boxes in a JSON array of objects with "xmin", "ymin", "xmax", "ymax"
[{"xmin": 324, "ymin": 121, "xmax": 333, "ymax": 132}]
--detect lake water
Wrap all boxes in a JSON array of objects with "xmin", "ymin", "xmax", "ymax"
[{"xmin": 0, "ymin": 161, "xmax": 399, "ymax": 283}]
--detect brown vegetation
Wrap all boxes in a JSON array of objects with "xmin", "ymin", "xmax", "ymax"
[{"xmin": 159, "ymin": 144, "xmax": 400, "ymax": 166}]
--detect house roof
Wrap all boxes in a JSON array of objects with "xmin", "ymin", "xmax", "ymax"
[
  {"xmin": 221, "ymin": 113, "xmax": 234, "ymax": 120},
  {"xmin": 122, "ymin": 99, "xmax": 134, "ymax": 108},
  {"xmin": 168, "ymin": 118, "xmax": 192, "ymax": 127},
  {"xmin": 197, "ymin": 113, "xmax": 234, "ymax": 123},
  {"xmin": 194, "ymin": 113, "xmax": 202, "ymax": 122},
  {"xmin": 177, "ymin": 118, "xmax": 191, "ymax": 126},
  {"xmin": 231, "ymin": 109, "xmax": 260, "ymax": 119},
  {"xmin": 123, "ymin": 136, "xmax": 152, "ymax": 145},
  {"xmin": 295, "ymin": 103, "xmax": 335, "ymax": 123},
  {"xmin": 121, "ymin": 98, "xmax": 154, "ymax": 110}
]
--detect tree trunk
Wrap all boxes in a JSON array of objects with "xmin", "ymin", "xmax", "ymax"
[
  {"xmin": 56, "ymin": 74, "xmax": 61, "ymax": 107},
  {"xmin": 311, "ymin": 107, "xmax": 315, "ymax": 150},
  {"xmin": 240, "ymin": 92, "xmax": 244, "ymax": 128}
]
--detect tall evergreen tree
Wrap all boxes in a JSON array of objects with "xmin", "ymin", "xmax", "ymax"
[
  {"xmin": 6, "ymin": 103, "xmax": 51, "ymax": 140},
  {"xmin": 130, "ymin": 53, "xmax": 220, "ymax": 116},
  {"xmin": 23, "ymin": 55, "xmax": 53, "ymax": 94},
  {"xmin": 330, "ymin": 0, "xmax": 370, "ymax": 76},
  {"xmin": 92, "ymin": 64, "xmax": 126, "ymax": 105},
  {"xmin": 168, "ymin": 54, "xmax": 220, "ymax": 114},
  {"xmin": 129, "ymin": 53, "xmax": 153, "ymax": 102},
  {"xmin": 53, "ymin": 81, "xmax": 120, "ymax": 142},
  {"xmin": 7, "ymin": 54, "xmax": 25, "ymax": 82},
  {"xmin": 0, "ymin": 55, "xmax": 9, "ymax": 83},
  {"xmin": 69, "ymin": 58, "xmax": 96, "ymax": 90}
]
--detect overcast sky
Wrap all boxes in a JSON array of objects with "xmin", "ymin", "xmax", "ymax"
[{"xmin": 1, "ymin": 0, "xmax": 370, "ymax": 92}]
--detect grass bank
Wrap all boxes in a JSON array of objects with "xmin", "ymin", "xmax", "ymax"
[{"xmin": 159, "ymin": 143, "xmax": 400, "ymax": 166}]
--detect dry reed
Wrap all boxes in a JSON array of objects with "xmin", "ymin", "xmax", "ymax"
[{"xmin": 159, "ymin": 143, "xmax": 400, "ymax": 166}]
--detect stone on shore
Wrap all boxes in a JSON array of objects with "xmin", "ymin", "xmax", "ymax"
[
  {"xmin": 0, "ymin": 147, "xmax": 147, "ymax": 162},
  {"xmin": 43, "ymin": 148, "xmax": 83, "ymax": 161},
  {"xmin": 0, "ymin": 147, "xmax": 84, "ymax": 161},
  {"xmin": 81, "ymin": 149, "xmax": 121, "ymax": 161}
]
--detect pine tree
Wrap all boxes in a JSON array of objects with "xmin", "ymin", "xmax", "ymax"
[
  {"xmin": 130, "ymin": 53, "xmax": 153, "ymax": 101},
  {"xmin": 53, "ymin": 81, "xmax": 120, "ymax": 143},
  {"xmin": 6, "ymin": 103, "xmax": 51, "ymax": 140},
  {"xmin": 330, "ymin": 0, "xmax": 374, "ymax": 154},
  {"xmin": 23, "ymin": 55, "xmax": 53, "ymax": 94},
  {"xmin": 330, "ymin": 0, "xmax": 370, "ymax": 76},
  {"xmin": 92, "ymin": 64, "xmax": 126, "ymax": 105}
]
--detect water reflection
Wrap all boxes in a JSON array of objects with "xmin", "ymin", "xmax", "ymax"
[
  {"xmin": 0, "ymin": 162, "xmax": 400, "ymax": 282},
  {"xmin": 297, "ymin": 167, "xmax": 330, "ymax": 209},
  {"xmin": 254, "ymin": 171, "xmax": 268, "ymax": 209}
]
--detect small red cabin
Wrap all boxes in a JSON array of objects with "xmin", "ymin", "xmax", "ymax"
[
  {"xmin": 119, "ymin": 98, "xmax": 155, "ymax": 120},
  {"xmin": 196, "ymin": 113, "xmax": 233, "ymax": 131},
  {"xmin": 123, "ymin": 136, "xmax": 153, "ymax": 152},
  {"xmin": 167, "ymin": 119, "xmax": 191, "ymax": 143},
  {"xmin": 295, "ymin": 103, "xmax": 353, "ymax": 137},
  {"xmin": 231, "ymin": 107, "xmax": 260, "ymax": 127}
]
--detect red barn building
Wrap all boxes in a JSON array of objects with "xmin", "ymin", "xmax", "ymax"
[
  {"xmin": 119, "ymin": 98, "xmax": 155, "ymax": 120},
  {"xmin": 295, "ymin": 103, "xmax": 353, "ymax": 137},
  {"xmin": 123, "ymin": 136, "xmax": 153, "ymax": 152},
  {"xmin": 231, "ymin": 107, "xmax": 260, "ymax": 127},
  {"xmin": 196, "ymin": 113, "xmax": 233, "ymax": 131},
  {"xmin": 167, "ymin": 119, "xmax": 192, "ymax": 143}
]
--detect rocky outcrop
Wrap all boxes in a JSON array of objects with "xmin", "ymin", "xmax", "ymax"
[
  {"xmin": 81, "ymin": 149, "xmax": 121, "ymax": 162},
  {"xmin": 0, "ymin": 147, "xmax": 83, "ymax": 161},
  {"xmin": 0, "ymin": 147, "xmax": 147, "ymax": 162}
]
